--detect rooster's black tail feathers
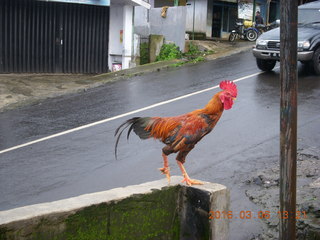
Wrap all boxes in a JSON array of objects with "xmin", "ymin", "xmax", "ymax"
[{"xmin": 114, "ymin": 117, "xmax": 151, "ymax": 159}]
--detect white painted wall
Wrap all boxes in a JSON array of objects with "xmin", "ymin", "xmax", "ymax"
[
  {"xmin": 186, "ymin": 0, "xmax": 208, "ymax": 34},
  {"xmin": 109, "ymin": 1, "xmax": 151, "ymax": 71},
  {"xmin": 122, "ymin": 5, "xmax": 134, "ymax": 69},
  {"xmin": 206, "ymin": 0, "xmax": 213, "ymax": 37},
  {"xmin": 108, "ymin": 4, "xmax": 124, "ymax": 70}
]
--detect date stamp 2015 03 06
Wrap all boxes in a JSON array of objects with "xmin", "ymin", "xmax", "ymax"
[{"xmin": 209, "ymin": 210, "xmax": 307, "ymax": 220}]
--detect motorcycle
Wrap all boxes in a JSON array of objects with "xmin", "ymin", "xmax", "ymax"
[
  {"xmin": 255, "ymin": 19, "xmax": 280, "ymax": 33},
  {"xmin": 229, "ymin": 19, "xmax": 259, "ymax": 42}
]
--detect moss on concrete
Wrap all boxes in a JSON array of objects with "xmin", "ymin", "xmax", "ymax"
[
  {"xmin": 0, "ymin": 186, "xmax": 181, "ymax": 240},
  {"xmin": 0, "ymin": 227, "xmax": 8, "ymax": 240},
  {"xmin": 105, "ymin": 186, "xmax": 180, "ymax": 240},
  {"xmin": 62, "ymin": 204, "xmax": 108, "ymax": 240}
]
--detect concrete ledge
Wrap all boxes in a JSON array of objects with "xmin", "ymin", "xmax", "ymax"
[{"xmin": 0, "ymin": 176, "xmax": 229, "ymax": 240}]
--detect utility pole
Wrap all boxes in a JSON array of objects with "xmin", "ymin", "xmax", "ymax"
[{"xmin": 279, "ymin": 0, "xmax": 298, "ymax": 239}]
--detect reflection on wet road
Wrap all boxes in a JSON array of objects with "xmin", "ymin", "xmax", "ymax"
[{"xmin": 0, "ymin": 51, "xmax": 319, "ymax": 239}]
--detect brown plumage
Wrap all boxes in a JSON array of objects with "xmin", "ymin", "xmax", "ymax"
[{"xmin": 115, "ymin": 80, "xmax": 238, "ymax": 185}]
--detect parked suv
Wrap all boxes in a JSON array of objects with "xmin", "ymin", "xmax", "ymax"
[{"xmin": 252, "ymin": 0, "xmax": 320, "ymax": 75}]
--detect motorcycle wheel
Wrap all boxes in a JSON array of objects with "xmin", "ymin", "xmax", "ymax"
[
  {"xmin": 229, "ymin": 32, "xmax": 237, "ymax": 42},
  {"xmin": 246, "ymin": 29, "xmax": 258, "ymax": 41}
]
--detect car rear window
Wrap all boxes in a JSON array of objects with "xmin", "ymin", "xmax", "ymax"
[{"xmin": 298, "ymin": 9, "xmax": 320, "ymax": 24}]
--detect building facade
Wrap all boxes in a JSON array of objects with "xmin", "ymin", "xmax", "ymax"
[
  {"xmin": 185, "ymin": 0, "xmax": 281, "ymax": 39},
  {"xmin": 0, "ymin": 0, "xmax": 150, "ymax": 73},
  {"xmin": 0, "ymin": 0, "xmax": 110, "ymax": 73}
]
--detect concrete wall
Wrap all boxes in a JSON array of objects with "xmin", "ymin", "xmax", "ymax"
[
  {"xmin": 108, "ymin": 4, "xmax": 124, "ymax": 70},
  {"xmin": 134, "ymin": 6, "xmax": 186, "ymax": 55},
  {"xmin": 0, "ymin": 177, "xmax": 229, "ymax": 240},
  {"xmin": 122, "ymin": 5, "xmax": 134, "ymax": 69},
  {"xmin": 149, "ymin": 6, "xmax": 186, "ymax": 52},
  {"xmin": 186, "ymin": 0, "xmax": 208, "ymax": 34},
  {"xmin": 134, "ymin": 6, "xmax": 150, "ymax": 37},
  {"xmin": 206, "ymin": 0, "xmax": 213, "ymax": 38}
]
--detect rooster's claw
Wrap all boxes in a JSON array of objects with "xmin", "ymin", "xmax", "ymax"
[
  {"xmin": 159, "ymin": 167, "xmax": 170, "ymax": 183},
  {"xmin": 181, "ymin": 177, "xmax": 203, "ymax": 186}
]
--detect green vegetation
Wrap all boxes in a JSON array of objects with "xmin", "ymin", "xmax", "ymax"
[
  {"xmin": 171, "ymin": 62, "xmax": 186, "ymax": 68},
  {"xmin": 168, "ymin": 42, "xmax": 215, "ymax": 67},
  {"xmin": 156, "ymin": 43, "xmax": 182, "ymax": 61},
  {"xmin": 184, "ymin": 42, "xmax": 202, "ymax": 57},
  {"xmin": 190, "ymin": 56, "xmax": 205, "ymax": 63},
  {"xmin": 140, "ymin": 42, "xmax": 149, "ymax": 65},
  {"xmin": 184, "ymin": 42, "xmax": 214, "ymax": 60},
  {"xmin": 140, "ymin": 41, "xmax": 215, "ymax": 68}
]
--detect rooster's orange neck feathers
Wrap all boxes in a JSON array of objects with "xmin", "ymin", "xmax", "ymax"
[{"xmin": 202, "ymin": 92, "xmax": 224, "ymax": 115}]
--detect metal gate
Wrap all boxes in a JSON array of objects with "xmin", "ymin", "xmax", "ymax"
[{"xmin": 0, "ymin": 0, "xmax": 109, "ymax": 73}]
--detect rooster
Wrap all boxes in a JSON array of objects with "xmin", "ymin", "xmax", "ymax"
[{"xmin": 115, "ymin": 80, "xmax": 237, "ymax": 186}]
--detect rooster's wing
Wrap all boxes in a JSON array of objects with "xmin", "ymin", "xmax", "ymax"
[{"xmin": 160, "ymin": 112, "xmax": 220, "ymax": 152}]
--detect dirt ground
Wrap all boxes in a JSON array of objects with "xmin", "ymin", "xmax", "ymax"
[{"xmin": 244, "ymin": 147, "xmax": 320, "ymax": 239}]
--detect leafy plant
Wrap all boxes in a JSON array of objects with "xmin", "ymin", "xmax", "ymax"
[
  {"xmin": 183, "ymin": 42, "xmax": 201, "ymax": 57},
  {"xmin": 156, "ymin": 43, "xmax": 182, "ymax": 61}
]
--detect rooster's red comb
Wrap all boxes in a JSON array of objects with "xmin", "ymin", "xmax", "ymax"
[{"xmin": 220, "ymin": 80, "xmax": 237, "ymax": 97}]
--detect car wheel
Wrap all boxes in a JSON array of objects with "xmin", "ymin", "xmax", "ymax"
[
  {"xmin": 229, "ymin": 32, "xmax": 237, "ymax": 42},
  {"xmin": 246, "ymin": 29, "xmax": 258, "ymax": 42},
  {"xmin": 312, "ymin": 47, "xmax": 320, "ymax": 76},
  {"xmin": 256, "ymin": 59, "xmax": 276, "ymax": 71}
]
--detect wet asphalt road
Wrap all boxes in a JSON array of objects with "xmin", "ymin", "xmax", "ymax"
[{"xmin": 1, "ymin": 50, "xmax": 320, "ymax": 239}]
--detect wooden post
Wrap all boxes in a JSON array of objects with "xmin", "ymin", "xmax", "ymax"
[{"xmin": 279, "ymin": 0, "xmax": 298, "ymax": 239}]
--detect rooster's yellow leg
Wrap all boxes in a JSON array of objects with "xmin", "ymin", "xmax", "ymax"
[
  {"xmin": 159, "ymin": 153, "xmax": 170, "ymax": 183},
  {"xmin": 176, "ymin": 161, "xmax": 203, "ymax": 186}
]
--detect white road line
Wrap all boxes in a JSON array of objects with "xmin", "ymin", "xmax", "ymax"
[{"xmin": 0, "ymin": 72, "xmax": 262, "ymax": 155}]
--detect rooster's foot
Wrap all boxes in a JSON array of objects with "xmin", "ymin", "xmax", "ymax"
[
  {"xmin": 181, "ymin": 177, "xmax": 203, "ymax": 186},
  {"xmin": 159, "ymin": 167, "xmax": 170, "ymax": 183}
]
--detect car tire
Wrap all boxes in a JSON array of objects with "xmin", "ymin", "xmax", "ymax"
[
  {"xmin": 246, "ymin": 29, "xmax": 258, "ymax": 42},
  {"xmin": 229, "ymin": 32, "xmax": 237, "ymax": 42},
  {"xmin": 312, "ymin": 47, "xmax": 320, "ymax": 76},
  {"xmin": 256, "ymin": 59, "xmax": 276, "ymax": 72}
]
